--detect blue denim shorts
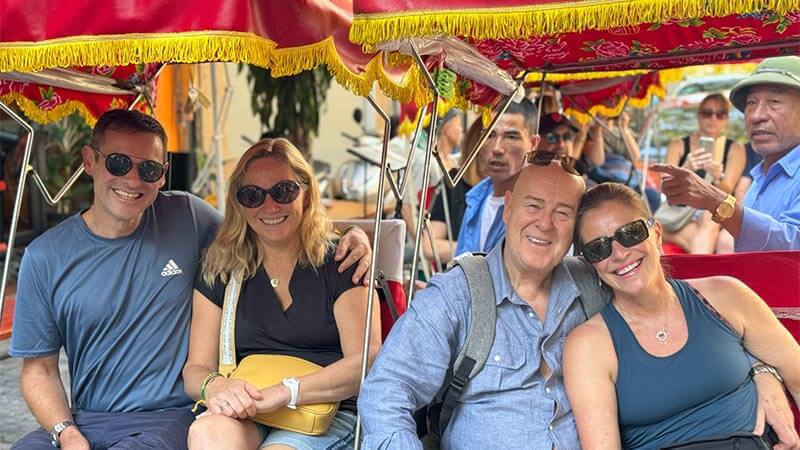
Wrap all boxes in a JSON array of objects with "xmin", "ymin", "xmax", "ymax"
[{"xmin": 257, "ymin": 410, "xmax": 356, "ymax": 450}]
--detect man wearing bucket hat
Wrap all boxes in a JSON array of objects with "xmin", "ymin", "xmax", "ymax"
[{"xmin": 652, "ymin": 55, "xmax": 800, "ymax": 251}]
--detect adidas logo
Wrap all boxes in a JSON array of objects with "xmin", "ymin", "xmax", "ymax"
[{"xmin": 161, "ymin": 259, "xmax": 184, "ymax": 277}]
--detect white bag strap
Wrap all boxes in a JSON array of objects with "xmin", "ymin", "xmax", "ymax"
[{"xmin": 219, "ymin": 270, "xmax": 244, "ymax": 377}]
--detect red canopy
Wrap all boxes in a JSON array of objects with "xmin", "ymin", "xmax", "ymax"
[
  {"xmin": 351, "ymin": 0, "xmax": 800, "ymax": 106},
  {"xmin": 0, "ymin": 0, "xmax": 416, "ymax": 124}
]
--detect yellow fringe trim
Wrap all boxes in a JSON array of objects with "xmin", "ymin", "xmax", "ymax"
[
  {"xmin": 0, "ymin": 31, "xmax": 420, "ymax": 107},
  {"xmin": 524, "ymin": 69, "xmax": 651, "ymax": 84},
  {"xmin": 351, "ymin": 0, "xmax": 796, "ymax": 45},
  {"xmin": 564, "ymin": 82, "xmax": 667, "ymax": 124},
  {"xmin": 0, "ymin": 91, "xmax": 101, "ymax": 126}
]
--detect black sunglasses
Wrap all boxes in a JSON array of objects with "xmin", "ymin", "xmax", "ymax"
[
  {"xmin": 699, "ymin": 108, "xmax": 728, "ymax": 120},
  {"xmin": 236, "ymin": 180, "xmax": 305, "ymax": 208},
  {"xmin": 525, "ymin": 150, "xmax": 578, "ymax": 175},
  {"xmin": 581, "ymin": 218, "xmax": 654, "ymax": 263},
  {"xmin": 91, "ymin": 147, "xmax": 166, "ymax": 183},
  {"xmin": 544, "ymin": 131, "xmax": 575, "ymax": 144}
]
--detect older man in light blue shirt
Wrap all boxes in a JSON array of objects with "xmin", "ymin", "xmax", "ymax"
[
  {"xmin": 653, "ymin": 56, "xmax": 800, "ymax": 251},
  {"xmin": 360, "ymin": 162, "xmax": 587, "ymax": 449}
]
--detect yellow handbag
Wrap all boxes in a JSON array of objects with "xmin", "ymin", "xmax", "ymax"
[{"xmin": 218, "ymin": 271, "xmax": 339, "ymax": 435}]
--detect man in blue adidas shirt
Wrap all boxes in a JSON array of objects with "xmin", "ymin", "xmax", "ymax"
[{"xmin": 9, "ymin": 110, "xmax": 371, "ymax": 449}]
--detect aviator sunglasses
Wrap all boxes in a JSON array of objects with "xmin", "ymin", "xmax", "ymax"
[
  {"xmin": 581, "ymin": 218, "xmax": 655, "ymax": 263},
  {"xmin": 525, "ymin": 150, "xmax": 578, "ymax": 175},
  {"xmin": 236, "ymin": 180, "xmax": 305, "ymax": 208},
  {"xmin": 91, "ymin": 147, "xmax": 166, "ymax": 183}
]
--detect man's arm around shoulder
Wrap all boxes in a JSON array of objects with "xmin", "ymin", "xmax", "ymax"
[{"xmin": 359, "ymin": 281, "xmax": 466, "ymax": 450}]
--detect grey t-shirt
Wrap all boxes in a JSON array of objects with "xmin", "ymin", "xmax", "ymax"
[{"xmin": 10, "ymin": 191, "xmax": 220, "ymax": 412}]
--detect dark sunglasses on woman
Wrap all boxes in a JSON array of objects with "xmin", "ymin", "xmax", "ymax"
[
  {"xmin": 525, "ymin": 150, "xmax": 578, "ymax": 175},
  {"xmin": 236, "ymin": 180, "xmax": 305, "ymax": 208},
  {"xmin": 698, "ymin": 108, "xmax": 728, "ymax": 120},
  {"xmin": 91, "ymin": 147, "xmax": 167, "ymax": 183},
  {"xmin": 544, "ymin": 131, "xmax": 575, "ymax": 144},
  {"xmin": 581, "ymin": 218, "xmax": 655, "ymax": 263}
]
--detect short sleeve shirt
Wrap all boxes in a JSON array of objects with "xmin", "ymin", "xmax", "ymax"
[{"xmin": 10, "ymin": 192, "xmax": 221, "ymax": 412}]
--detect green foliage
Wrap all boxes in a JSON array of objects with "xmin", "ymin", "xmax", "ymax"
[
  {"xmin": 240, "ymin": 65, "xmax": 332, "ymax": 160},
  {"xmin": 40, "ymin": 114, "xmax": 93, "ymax": 213}
]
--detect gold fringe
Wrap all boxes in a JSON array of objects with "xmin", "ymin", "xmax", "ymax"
[
  {"xmin": 524, "ymin": 69, "xmax": 651, "ymax": 84},
  {"xmin": 0, "ymin": 92, "xmax": 101, "ymax": 126},
  {"xmin": 351, "ymin": 0, "xmax": 796, "ymax": 45},
  {"xmin": 0, "ymin": 32, "xmax": 420, "ymax": 107},
  {"xmin": 564, "ymin": 82, "xmax": 667, "ymax": 124}
]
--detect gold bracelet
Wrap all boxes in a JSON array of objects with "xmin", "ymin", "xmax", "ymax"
[{"xmin": 200, "ymin": 371, "xmax": 223, "ymax": 401}]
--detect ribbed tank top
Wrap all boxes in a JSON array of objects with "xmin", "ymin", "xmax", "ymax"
[{"xmin": 601, "ymin": 278, "xmax": 756, "ymax": 450}]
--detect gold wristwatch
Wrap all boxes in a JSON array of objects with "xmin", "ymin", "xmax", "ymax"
[{"xmin": 712, "ymin": 194, "xmax": 736, "ymax": 223}]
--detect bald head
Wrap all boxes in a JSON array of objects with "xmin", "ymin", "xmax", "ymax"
[
  {"xmin": 501, "ymin": 163, "xmax": 586, "ymax": 277},
  {"xmin": 512, "ymin": 163, "xmax": 586, "ymax": 204}
]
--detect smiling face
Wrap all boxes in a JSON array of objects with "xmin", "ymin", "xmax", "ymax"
[
  {"xmin": 82, "ymin": 128, "xmax": 166, "ymax": 234},
  {"xmin": 744, "ymin": 84, "xmax": 800, "ymax": 168},
  {"xmin": 578, "ymin": 200, "xmax": 664, "ymax": 301},
  {"xmin": 502, "ymin": 164, "xmax": 584, "ymax": 277},
  {"xmin": 240, "ymin": 155, "xmax": 306, "ymax": 250},
  {"xmin": 479, "ymin": 113, "xmax": 538, "ymax": 186}
]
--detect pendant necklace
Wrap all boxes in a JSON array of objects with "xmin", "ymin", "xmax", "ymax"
[
  {"xmin": 270, "ymin": 277, "xmax": 279, "ymax": 288},
  {"xmin": 615, "ymin": 295, "xmax": 671, "ymax": 343}
]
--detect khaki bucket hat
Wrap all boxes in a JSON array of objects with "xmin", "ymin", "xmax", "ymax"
[{"xmin": 729, "ymin": 56, "xmax": 800, "ymax": 112}]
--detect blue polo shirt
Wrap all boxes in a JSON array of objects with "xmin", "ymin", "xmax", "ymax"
[
  {"xmin": 455, "ymin": 177, "xmax": 506, "ymax": 256},
  {"xmin": 736, "ymin": 144, "xmax": 800, "ymax": 251}
]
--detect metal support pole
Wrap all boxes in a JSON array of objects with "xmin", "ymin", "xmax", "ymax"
[
  {"xmin": 210, "ymin": 65, "xmax": 225, "ymax": 214},
  {"xmin": 405, "ymin": 41, "xmax": 439, "ymax": 305},
  {"xmin": 353, "ymin": 94, "xmax": 392, "ymax": 450},
  {"xmin": 0, "ymin": 102, "xmax": 34, "ymax": 322},
  {"xmin": 439, "ymin": 176, "xmax": 454, "ymax": 262},
  {"xmin": 424, "ymin": 212, "xmax": 443, "ymax": 271},
  {"xmin": 382, "ymin": 106, "xmax": 427, "ymax": 206}
]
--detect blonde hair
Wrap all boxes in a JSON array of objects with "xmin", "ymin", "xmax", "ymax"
[{"xmin": 202, "ymin": 138, "xmax": 332, "ymax": 285}]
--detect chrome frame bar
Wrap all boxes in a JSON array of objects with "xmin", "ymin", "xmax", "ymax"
[
  {"xmin": 0, "ymin": 102, "xmax": 34, "ymax": 321},
  {"xmin": 353, "ymin": 94, "xmax": 392, "ymax": 450},
  {"xmin": 405, "ymin": 41, "xmax": 439, "ymax": 305}
]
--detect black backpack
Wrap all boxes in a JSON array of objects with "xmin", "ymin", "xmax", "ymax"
[{"xmin": 420, "ymin": 255, "xmax": 608, "ymax": 449}]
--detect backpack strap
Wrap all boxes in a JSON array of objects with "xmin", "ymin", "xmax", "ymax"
[
  {"xmin": 563, "ymin": 256, "xmax": 609, "ymax": 319},
  {"xmin": 437, "ymin": 254, "xmax": 496, "ymax": 433}
]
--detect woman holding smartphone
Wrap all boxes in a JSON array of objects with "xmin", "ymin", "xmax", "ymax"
[{"xmin": 662, "ymin": 93, "xmax": 745, "ymax": 253}]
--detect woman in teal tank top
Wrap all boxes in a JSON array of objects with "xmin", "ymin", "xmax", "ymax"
[{"xmin": 563, "ymin": 183, "xmax": 800, "ymax": 449}]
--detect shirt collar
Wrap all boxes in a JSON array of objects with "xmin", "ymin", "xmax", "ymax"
[
  {"xmin": 466, "ymin": 177, "xmax": 494, "ymax": 204},
  {"xmin": 485, "ymin": 241, "xmax": 580, "ymax": 307},
  {"xmin": 750, "ymin": 143, "xmax": 800, "ymax": 180}
]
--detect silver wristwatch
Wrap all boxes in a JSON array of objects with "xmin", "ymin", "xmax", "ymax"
[
  {"xmin": 751, "ymin": 363, "xmax": 784, "ymax": 383},
  {"xmin": 49, "ymin": 420, "xmax": 75, "ymax": 448}
]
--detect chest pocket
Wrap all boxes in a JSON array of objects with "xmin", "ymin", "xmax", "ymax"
[{"xmin": 461, "ymin": 339, "xmax": 526, "ymax": 401}]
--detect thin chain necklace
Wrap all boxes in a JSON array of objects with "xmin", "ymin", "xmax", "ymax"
[{"xmin": 615, "ymin": 293, "xmax": 674, "ymax": 343}]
